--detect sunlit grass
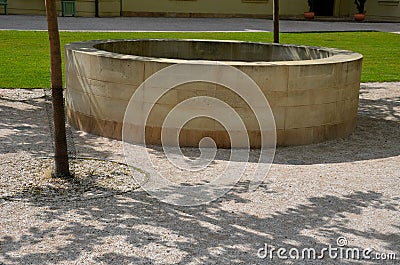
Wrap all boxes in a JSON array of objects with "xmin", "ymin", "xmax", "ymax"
[{"xmin": 0, "ymin": 30, "xmax": 398, "ymax": 88}]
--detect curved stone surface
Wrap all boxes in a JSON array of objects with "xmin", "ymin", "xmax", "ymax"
[{"xmin": 65, "ymin": 39, "xmax": 363, "ymax": 147}]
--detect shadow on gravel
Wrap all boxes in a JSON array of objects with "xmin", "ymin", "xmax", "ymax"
[
  {"xmin": 273, "ymin": 115, "xmax": 400, "ymax": 165},
  {"xmin": 0, "ymin": 93, "xmax": 51, "ymax": 157},
  {"xmin": 0, "ymin": 90, "xmax": 117, "ymax": 161},
  {"xmin": 0, "ymin": 87, "xmax": 399, "ymax": 264},
  {"xmin": 0, "ymin": 186, "xmax": 399, "ymax": 264}
]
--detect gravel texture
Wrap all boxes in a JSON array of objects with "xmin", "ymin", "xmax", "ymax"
[{"xmin": 0, "ymin": 84, "xmax": 399, "ymax": 264}]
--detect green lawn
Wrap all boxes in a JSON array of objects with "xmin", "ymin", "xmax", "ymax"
[{"xmin": 0, "ymin": 31, "xmax": 399, "ymax": 88}]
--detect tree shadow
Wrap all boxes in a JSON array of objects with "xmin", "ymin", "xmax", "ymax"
[
  {"xmin": 1, "ymin": 86, "xmax": 399, "ymax": 264},
  {"xmin": 0, "ymin": 92, "xmax": 52, "ymax": 157},
  {"xmin": 0, "ymin": 184, "xmax": 398, "ymax": 264},
  {"xmin": 0, "ymin": 89, "xmax": 119, "ymax": 162}
]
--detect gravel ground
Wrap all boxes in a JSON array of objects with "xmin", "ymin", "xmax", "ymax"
[{"xmin": 0, "ymin": 84, "xmax": 399, "ymax": 264}]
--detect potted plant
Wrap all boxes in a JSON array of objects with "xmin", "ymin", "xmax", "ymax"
[
  {"xmin": 304, "ymin": 0, "xmax": 315, "ymax": 19},
  {"xmin": 354, "ymin": 0, "xmax": 366, "ymax": 21}
]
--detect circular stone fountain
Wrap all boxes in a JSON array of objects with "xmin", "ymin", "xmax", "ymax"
[{"xmin": 65, "ymin": 39, "xmax": 363, "ymax": 147}]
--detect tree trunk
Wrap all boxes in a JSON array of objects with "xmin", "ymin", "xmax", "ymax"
[
  {"xmin": 273, "ymin": 0, "xmax": 280, "ymax": 44},
  {"xmin": 45, "ymin": 0, "xmax": 70, "ymax": 178}
]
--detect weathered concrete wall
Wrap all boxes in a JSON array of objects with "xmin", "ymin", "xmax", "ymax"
[
  {"xmin": 75, "ymin": 0, "xmax": 95, "ymax": 17},
  {"xmin": 7, "ymin": 0, "xmax": 93, "ymax": 16},
  {"xmin": 365, "ymin": 0, "xmax": 400, "ymax": 21},
  {"xmin": 8, "ymin": 0, "xmax": 58, "ymax": 15},
  {"xmin": 98, "ymin": 0, "xmax": 119, "ymax": 17},
  {"xmin": 334, "ymin": 0, "xmax": 400, "ymax": 21},
  {"xmin": 4, "ymin": 0, "xmax": 400, "ymax": 20},
  {"xmin": 122, "ymin": 0, "xmax": 307, "ymax": 18},
  {"xmin": 65, "ymin": 39, "xmax": 363, "ymax": 147},
  {"xmin": 6, "ymin": 0, "xmax": 116, "ymax": 17}
]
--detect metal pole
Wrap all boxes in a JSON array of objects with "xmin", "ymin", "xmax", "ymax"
[
  {"xmin": 273, "ymin": 0, "xmax": 280, "ymax": 43},
  {"xmin": 95, "ymin": 0, "xmax": 99, "ymax": 17}
]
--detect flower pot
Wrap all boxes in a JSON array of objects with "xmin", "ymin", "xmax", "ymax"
[
  {"xmin": 304, "ymin": 11, "xmax": 315, "ymax": 20},
  {"xmin": 354, "ymin": 13, "xmax": 366, "ymax": 21}
]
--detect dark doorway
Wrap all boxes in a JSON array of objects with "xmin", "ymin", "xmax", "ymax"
[{"xmin": 314, "ymin": 0, "xmax": 335, "ymax": 16}]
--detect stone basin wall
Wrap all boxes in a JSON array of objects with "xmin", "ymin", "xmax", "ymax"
[{"xmin": 65, "ymin": 39, "xmax": 363, "ymax": 147}]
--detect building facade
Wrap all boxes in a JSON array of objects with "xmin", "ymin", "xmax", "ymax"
[{"xmin": 3, "ymin": 0, "xmax": 400, "ymax": 21}]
